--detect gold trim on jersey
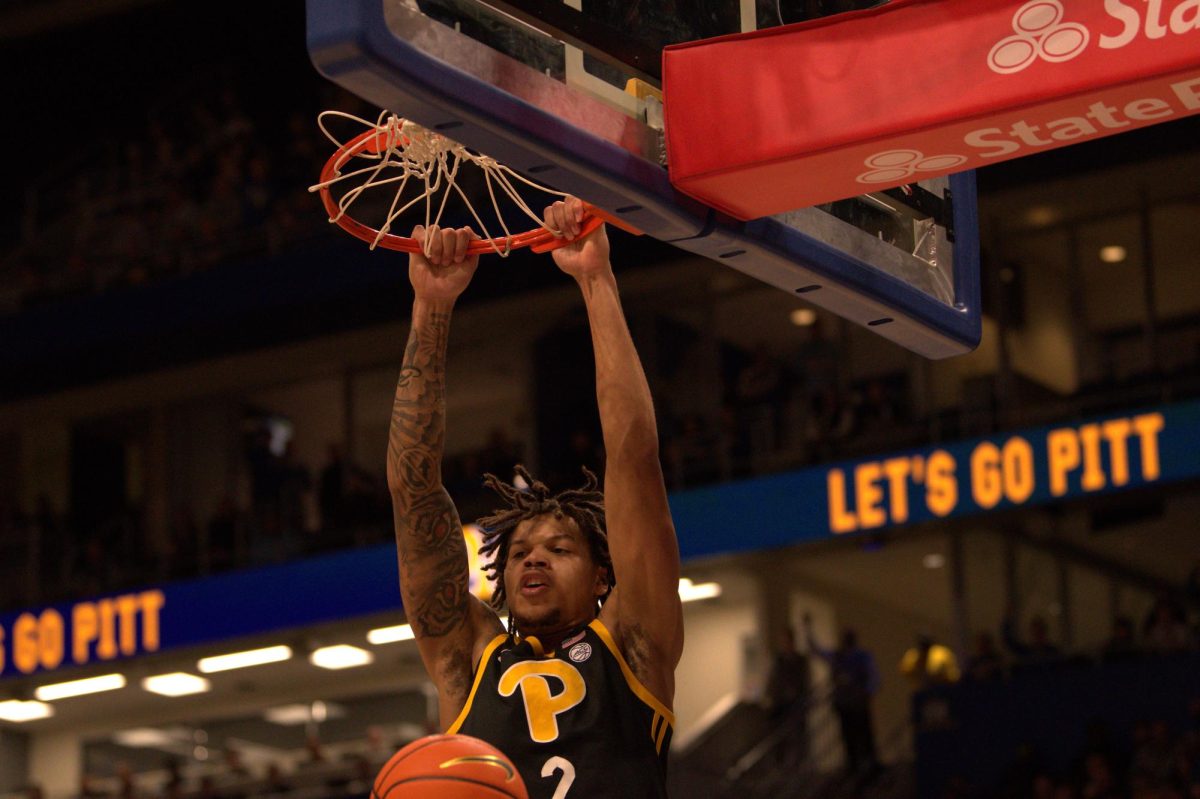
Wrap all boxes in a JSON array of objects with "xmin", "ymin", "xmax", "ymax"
[
  {"xmin": 651, "ymin": 712, "xmax": 670, "ymax": 754},
  {"xmin": 515, "ymin": 634, "xmax": 546, "ymax": 657},
  {"xmin": 588, "ymin": 619, "xmax": 676, "ymax": 727},
  {"xmin": 446, "ymin": 633, "xmax": 508, "ymax": 734}
]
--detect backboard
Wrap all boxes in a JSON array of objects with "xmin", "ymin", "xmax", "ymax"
[{"xmin": 306, "ymin": 0, "xmax": 981, "ymax": 358}]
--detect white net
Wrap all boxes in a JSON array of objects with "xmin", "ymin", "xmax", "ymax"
[{"xmin": 308, "ymin": 110, "xmax": 575, "ymax": 255}]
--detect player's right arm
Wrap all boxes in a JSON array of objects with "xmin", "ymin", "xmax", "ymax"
[{"xmin": 387, "ymin": 225, "xmax": 502, "ymax": 728}]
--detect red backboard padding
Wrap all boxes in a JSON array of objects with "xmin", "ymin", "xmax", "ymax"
[{"xmin": 663, "ymin": 0, "xmax": 1200, "ymax": 220}]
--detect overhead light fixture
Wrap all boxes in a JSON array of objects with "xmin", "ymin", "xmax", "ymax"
[
  {"xmin": 113, "ymin": 728, "xmax": 177, "ymax": 748},
  {"xmin": 1099, "ymin": 245, "xmax": 1127, "ymax": 264},
  {"xmin": 197, "ymin": 645, "xmax": 293, "ymax": 674},
  {"xmin": 0, "ymin": 699, "xmax": 54, "ymax": 722},
  {"xmin": 923, "ymin": 553, "xmax": 946, "ymax": 569},
  {"xmin": 790, "ymin": 308, "xmax": 817, "ymax": 327},
  {"xmin": 1025, "ymin": 205, "xmax": 1059, "ymax": 227},
  {"xmin": 368, "ymin": 624, "xmax": 415, "ymax": 645},
  {"xmin": 264, "ymin": 701, "xmax": 346, "ymax": 726},
  {"xmin": 679, "ymin": 577, "xmax": 722, "ymax": 603},
  {"xmin": 35, "ymin": 673, "xmax": 127, "ymax": 701},
  {"xmin": 310, "ymin": 644, "xmax": 374, "ymax": 670},
  {"xmin": 142, "ymin": 673, "xmax": 211, "ymax": 697}
]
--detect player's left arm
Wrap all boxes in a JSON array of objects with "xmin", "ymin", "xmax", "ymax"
[{"xmin": 545, "ymin": 197, "xmax": 684, "ymax": 701}]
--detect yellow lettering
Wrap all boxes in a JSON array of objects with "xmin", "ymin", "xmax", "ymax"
[
  {"xmin": 1101, "ymin": 418, "xmax": 1132, "ymax": 486},
  {"xmin": 97, "ymin": 599, "xmax": 117, "ymax": 660},
  {"xmin": 1047, "ymin": 428, "xmax": 1080, "ymax": 496},
  {"xmin": 73, "ymin": 602, "xmax": 98, "ymax": 664},
  {"xmin": 1132, "ymin": 413, "xmax": 1164, "ymax": 481},
  {"xmin": 826, "ymin": 470, "xmax": 858, "ymax": 534},
  {"xmin": 38, "ymin": 610, "xmax": 64, "ymax": 670},
  {"xmin": 971, "ymin": 442, "xmax": 1003, "ymax": 509},
  {"xmin": 116, "ymin": 595, "xmax": 139, "ymax": 656},
  {"xmin": 855, "ymin": 462, "xmax": 886, "ymax": 529},
  {"xmin": 14, "ymin": 614, "xmax": 38, "ymax": 674},
  {"xmin": 139, "ymin": 591, "xmax": 165, "ymax": 652},
  {"xmin": 1079, "ymin": 423, "xmax": 1106, "ymax": 491},
  {"xmin": 498, "ymin": 660, "xmax": 587, "ymax": 743},
  {"xmin": 926, "ymin": 451, "xmax": 958, "ymax": 517},
  {"xmin": 882, "ymin": 458, "xmax": 911, "ymax": 524},
  {"xmin": 1003, "ymin": 437, "xmax": 1035, "ymax": 504}
]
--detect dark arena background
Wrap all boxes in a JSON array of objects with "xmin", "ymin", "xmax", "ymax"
[{"xmin": 1, "ymin": 2, "xmax": 1199, "ymax": 798}]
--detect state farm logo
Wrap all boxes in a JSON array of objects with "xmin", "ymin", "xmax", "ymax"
[
  {"xmin": 856, "ymin": 149, "xmax": 968, "ymax": 185},
  {"xmin": 988, "ymin": 0, "xmax": 1089, "ymax": 74}
]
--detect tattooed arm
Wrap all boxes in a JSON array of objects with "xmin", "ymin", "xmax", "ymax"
[{"xmin": 387, "ymin": 225, "xmax": 503, "ymax": 729}]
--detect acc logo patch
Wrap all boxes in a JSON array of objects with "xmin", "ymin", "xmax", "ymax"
[{"xmin": 568, "ymin": 642, "xmax": 593, "ymax": 663}]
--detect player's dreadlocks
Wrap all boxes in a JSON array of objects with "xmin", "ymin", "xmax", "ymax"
[{"xmin": 477, "ymin": 465, "xmax": 613, "ymax": 634}]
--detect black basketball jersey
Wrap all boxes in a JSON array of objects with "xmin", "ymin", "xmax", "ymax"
[{"xmin": 448, "ymin": 618, "xmax": 673, "ymax": 799}]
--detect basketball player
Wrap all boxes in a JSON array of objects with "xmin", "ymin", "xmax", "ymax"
[{"xmin": 386, "ymin": 196, "xmax": 683, "ymax": 798}]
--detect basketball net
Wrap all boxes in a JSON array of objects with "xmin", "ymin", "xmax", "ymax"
[{"xmin": 309, "ymin": 110, "xmax": 619, "ymax": 256}]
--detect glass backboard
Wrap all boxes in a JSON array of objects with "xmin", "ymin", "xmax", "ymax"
[{"xmin": 306, "ymin": 0, "xmax": 981, "ymax": 357}]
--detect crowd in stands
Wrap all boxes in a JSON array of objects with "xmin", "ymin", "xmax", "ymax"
[
  {"xmin": 942, "ymin": 706, "xmax": 1200, "ymax": 799},
  {"xmin": 902, "ymin": 596, "xmax": 1199, "ymax": 696},
  {"xmin": 15, "ymin": 728, "xmax": 419, "ymax": 799},
  {"xmin": 0, "ymin": 73, "xmax": 342, "ymax": 316},
  {"xmin": 660, "ymin": 330, "xmax": 910, "ymax": 491}
]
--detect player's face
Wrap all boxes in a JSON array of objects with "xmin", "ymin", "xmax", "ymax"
[{"xmin": 504, "ymin": 514, "xmax": 607, "ymax": 638}]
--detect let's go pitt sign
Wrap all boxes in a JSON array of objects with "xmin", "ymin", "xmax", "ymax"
[{"xmin": 664, "ymin": 0, "xmax": 1200, "ymax": 218}]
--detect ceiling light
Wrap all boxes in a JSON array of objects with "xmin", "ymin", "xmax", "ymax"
[
  {"xmin": 35, "ymin": 673, "xmax": 126, "ymax": 701},
  {"xmin": 310, "ymin": 644, "xmax": 374, "ymax": 670},
  {"xmin": 1099, "ymin": 245, "xmax": 1127, "ymax": 264},
  {"xmin": 113, "ymin": 728, "xmax": 177, "ymax": 748},
  {"xmin": 197, "ymin": 645, "xmax": 292, "ymax": 674},
  {"xmin": 1025, "ymin": 205, "xmax": 1060, "ymax": 227},
  {"xmin": 790, "ymin": 308, "xmax": 817, "ymax": 327},
  {"xmin": 142, "ymin": 673, "xmax": 211, "ymax": 697},
  {"xmin": 368, "ymin": 624, "xmax": 415, "ymax": 645},
  {"xmin": 679, "ymin": 577, "xmax": 722, "ymax": 603},
  {"xmin": 264, "ymin": 701, "xmax": 346, "ymax": 726},
  {"xmin": 923, "ymin": 553, "xmax": 946, "ymax": 569},
  {"xmin": 0, "ymin": 700, "xmax": 53, "ymax": 722}
]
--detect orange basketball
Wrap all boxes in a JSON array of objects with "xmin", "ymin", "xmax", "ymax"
[{"xmin": 373, "ymin": 734, "xmax": 529, "ymax": 799}]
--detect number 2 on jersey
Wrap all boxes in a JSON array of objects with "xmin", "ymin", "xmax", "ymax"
[{"xmin": 541, "ymin": 755, "xmax": 576, "ymax": 798}]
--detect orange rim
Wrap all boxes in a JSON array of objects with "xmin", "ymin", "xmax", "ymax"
[{"xmin": 316, "ymin": 125, "xmax": 633, "ymax": 254}]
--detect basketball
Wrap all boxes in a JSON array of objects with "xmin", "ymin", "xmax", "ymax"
[{"xmin": 373, "ymin": 734, "xmax": 529, "ymax": 799}]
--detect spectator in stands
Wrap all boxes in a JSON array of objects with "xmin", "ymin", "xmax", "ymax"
[
  {"xmin": 899, "ymin": 631, "xmax": 961, "ymax": 689},
  {"xmin": 480, "ymin": 427, "xmax": 520, "ymax": 479},
  {"xmin": 262, "ymin": 764, "xmax": 291, "ymax": 797},
  {"xmin": 965, "ymin": 631, "xmax": 1005, "ymax": 681},
  {"xmin": 803, "ymin": 612, "xmax": 880, "ymax": 778},
  {"xmin": 664, "ymin": 413, "xmax": 722, "ymax": 488},
  {"xmin": 302, "ymin": 734, "xmax": 328, "ymax": 766},
  {"xmin": 999, "ymin": 742, "xmax": 1046, "ymax": 799},
  {"xmin": 734, "ymin": 343, "xmax": 786, "ymax": 464},
  {"xmin": 1079, "ymin": 752, "xmax": 1122, "ymax": 799},
  {"xmin": 1186, "ymin": 561, "xmax": 1200, "ymax": 606},
  {"xmin": 1103, "ymin": 616, "xmax": 1140, "ymax": 662},
  {"xmin": 1131, "ymin": 720, "xmax": 1178, "ymax": 793},
  {"xmin": 319, "ymin": 443, "xmax": 348, "ymax": 536},
  {"xmin": 1032, "ymin": 772, "xmax": 1058, "ymax": 799},
  {"xmin": 207, "ymin": 496, "xmax": 242, "ymax": 573},
  {"xmin": 1143, "ymin": 597, "xmax": 1194, "ymax": 654},
  {"xmin": 161, "ymin": 759, "xmax": 183, "ymax": 798},
  {"xmin": 1002, "ymin": 609, "xmax": 1062, "ymax": 669},
  {"xmin": 222, "ymin": 746, "xmax": 252, "ymax": 779},
  {"xmin": 360, "ymin": 724, "xmax": 392, "ymax": 768},
  {"xmin": 765, "ymin": 625, "xmax": 811, "ymax": 764}
]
